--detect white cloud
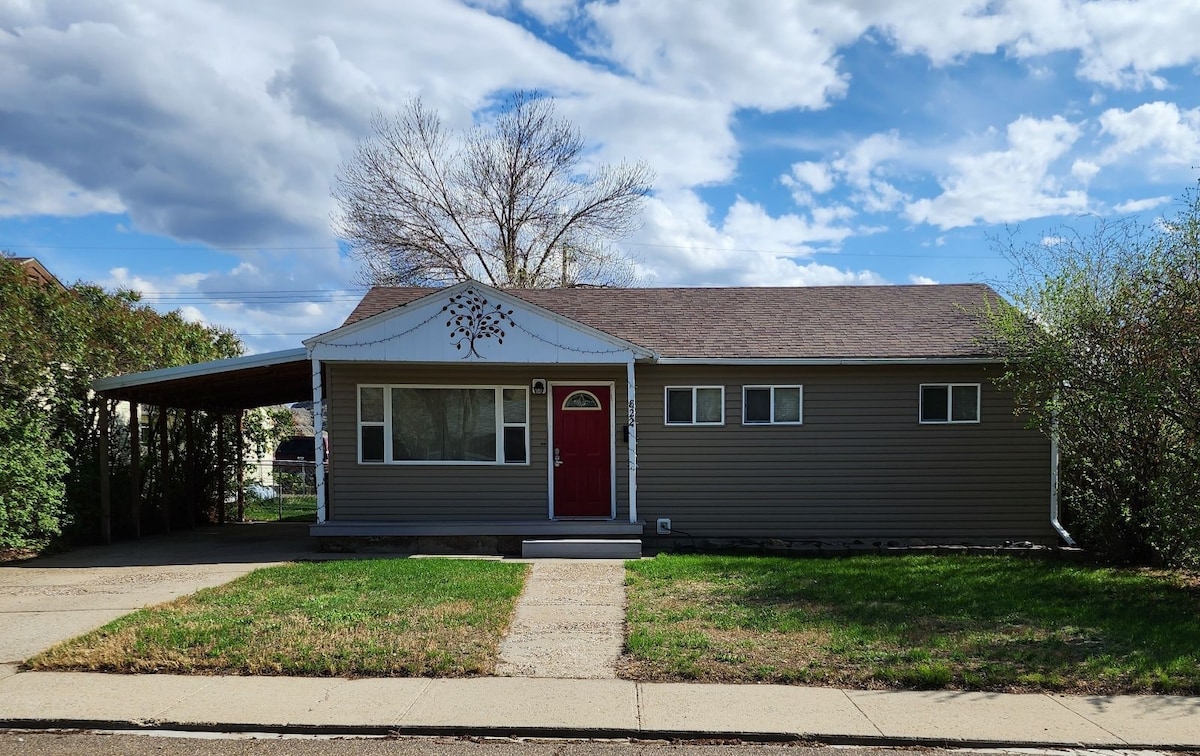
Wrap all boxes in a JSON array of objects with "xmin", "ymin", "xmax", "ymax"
[
  {"xmin": 1098, "ymin": 102, "xmax": 1200, "ymax": 168},
  {"xmin": 909, "ymin": 274, "xmax": 938, "ymax": 285},
  {"xmin": 585, "ymin": 0, "xmax": 855, "ymax": 112},
  {"xmin": 0, "ymin": 155, "xmax": 124, "ymax": 218},
  {"xmin": 905, "ymin": 115, "xmax": 1089, "ymax": 229},
  {"xmin": 517, "ymin": 0, "xmax": 577, "ymax": 25},
  {"xmin": 782, "ymin": 161, "xmax": 836, "ymax": 206},
  {"xmin": 1113, "ymin": 196, "xmax": 1171, "ymax": 214},
  {"xmin": 628, "ymin": 190, "xmax": 883, "ymax": 287}
]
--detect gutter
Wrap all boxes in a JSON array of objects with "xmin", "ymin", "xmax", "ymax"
[
  {"xmin": 650, "ymin": 357, "xmax": 1003, "ymax": 366},
  {"xmin": 1049, "ymin": 415, "xmax": 1076, "ymax": 546}
]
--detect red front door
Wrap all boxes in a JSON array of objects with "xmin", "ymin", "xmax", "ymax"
[{"xmin": 552, "ymin": 385, "xmax": 612, "ymax": 517}]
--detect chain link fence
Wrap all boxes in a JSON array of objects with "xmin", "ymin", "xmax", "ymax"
[{"xmin": 241, "ymin": 460, "xmax": 318, "ymax": 523}]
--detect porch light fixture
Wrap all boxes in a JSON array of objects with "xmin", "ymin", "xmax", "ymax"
[{"xmin": 531, "ymin": 378, "xmax": 548, "ymax": 395}]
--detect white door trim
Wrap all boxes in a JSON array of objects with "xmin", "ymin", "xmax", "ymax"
[{"xmin": 547, "ymin": 380, "xmax": 618, "ymax": 520}]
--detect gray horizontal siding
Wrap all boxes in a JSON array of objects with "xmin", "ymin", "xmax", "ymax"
[
  {"xmin": 633, "ymin": 365, "xmax": 1053, "ymax": 542},
  {"xmin": 326, "ymin": 361, "xmax": 1052, "ymax": 543},
  {"xmin": 327, "ymin": 363, "xmax": 626, "ymax": 521}
]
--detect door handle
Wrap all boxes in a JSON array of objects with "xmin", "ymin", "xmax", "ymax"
[{"xmin": 553, "ymin": 448, "xmax": 562, "ymax": 467}]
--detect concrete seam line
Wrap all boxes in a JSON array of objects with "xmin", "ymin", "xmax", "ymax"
[
  {"xmin": 841, "ymin": 689, "xmax": 885, "ymax": 737},
  {"xmin": 147, "ymin": 677, "xmax": 222, "ymax": 721},
  {"xmin": 1041, "ymin": 693, "xmax": 1131, "ymax": 746},
  {"xmin": 394, "ymin": 677, "xmax": 433, "ymax": 722}
]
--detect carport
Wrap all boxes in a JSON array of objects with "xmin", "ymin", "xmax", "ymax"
[{"xmin": 92, "ymin": 348, "xmax": 317, "ymax": 543}]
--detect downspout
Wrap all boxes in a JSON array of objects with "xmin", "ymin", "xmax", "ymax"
[
  {"xmin": 627, "ymin": 359, "xmax": 637, "ymax": 524},
  {"xmin": 311, "ymin": 353, "xmax": 327, "ymax": 525},
  {"xmin": 1050, "ymin": 413, "xmax": 1075, "ymax": 546}
]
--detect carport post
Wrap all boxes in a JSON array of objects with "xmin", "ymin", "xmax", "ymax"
[
  {"xmin": 185, "ymin": 409, "xmax": 196, "ymax": 529},
  {"xmin": 311, "ymin": 355, "xmax": 326, "ymax": 524},
  {"xmin": 627, "ymin": 359, "xmax": 637, "ymax": 524},
  {"xmin": 158, "ymin": 406, "xmax": 170, "ymax": 534},
  {"xmin": 99, "ymin": 399, "xmax": 111, "ymax": 544},
  {"xmin": 217, "ymin": 413, "xmax": 226, "ymax": 525},
  {"xmin": 236, "ymin": 410, "xmax": 245, "ymax": 522},
  {"xmin": 129, "ymin": 400, "xmax": 141, "ymax": 538}
]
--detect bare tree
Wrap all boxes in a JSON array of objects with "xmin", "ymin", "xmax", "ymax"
[{"xmin": 333, "ymin": 92, "xmax": 654, "ymax": 288}]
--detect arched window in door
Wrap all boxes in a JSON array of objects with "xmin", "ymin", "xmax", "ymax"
[{"xmin": 562, "ymin": 390, "xmax": 601, "ymax": 410}]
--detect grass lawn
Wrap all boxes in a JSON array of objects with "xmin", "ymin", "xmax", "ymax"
[
  {"xmin": 622, "ymin": 554, "xmax": 1200, "ymax": 694},
  {"xmin": 28, "ymin": 559, "xmax": 528, "ymax": 677},
  {"xmin": 241, "ymin": 494, "xmax": 316, "ymax": 523}
]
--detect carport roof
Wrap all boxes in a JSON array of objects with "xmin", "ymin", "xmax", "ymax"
[{"xmin": 92, "ymin": 347, "xmax": 312, "ymax": 411}]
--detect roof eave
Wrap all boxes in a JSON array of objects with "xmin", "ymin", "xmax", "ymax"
[
  {"xmin": 650, "ymin": 356, "xmax": 1004, "ymax": 365},
  {"xmin": 92, "ymin": 347, "xmax": 310, "ymax": 394}
]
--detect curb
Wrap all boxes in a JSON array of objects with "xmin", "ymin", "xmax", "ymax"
[{"xmin": 2, "ymin": 718, "xmax": 1194, "ymax": 750}]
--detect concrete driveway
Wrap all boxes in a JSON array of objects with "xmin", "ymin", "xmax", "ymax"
[{"xmin": 0, "ymin": 523, "xmax": 317, "ymax": 666}]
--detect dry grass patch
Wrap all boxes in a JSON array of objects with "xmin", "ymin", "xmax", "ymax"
[
  {"xmin": 623, "ymin": 554, "xmax": 1200, "ymax": 694},
  {"xmin": 28, "ymin": 558, "xmax": 528, "ymax": 677}
]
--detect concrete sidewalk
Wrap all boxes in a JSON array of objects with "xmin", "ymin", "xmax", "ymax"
[{"xmin": 0, "ymin": 670, "xmax": 1197, "ymax": 748}]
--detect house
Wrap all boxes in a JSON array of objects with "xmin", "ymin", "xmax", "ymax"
[
  {"xmin": 13, "ymin": 256, "xmax": 67, "ymax": 291},
  {"xmin": 94, "ymin": 280, "xmax": 1064, "ymax": 552}
]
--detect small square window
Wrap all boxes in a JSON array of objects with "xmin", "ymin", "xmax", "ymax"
[
  {"xmin": 920, "ymin": 384, "xmax": 979, "ymax": 424},
  {"xmin": 665, "ymin": 386, "xmax": 724, "ymax": 425}
]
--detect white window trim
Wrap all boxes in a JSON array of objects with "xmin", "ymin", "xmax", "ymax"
[
  {"xmin": 664, "ymin": 385, "xmax": 725, "ymax": 426},
  {"xmin": 357, "ymin": 384, "xmax": 531, "ymax": 465},
  {"xmin": 742, "ymin": 385, "xmax": 804, "ymax": 425},
  {"xmin": 918, "ymin": 383, "xmax": 981, "ymax": 424}
]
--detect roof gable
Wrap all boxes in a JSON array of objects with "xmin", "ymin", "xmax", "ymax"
[
  {"xmin": 344, "ymin": 284, "xmax": 1003, "ymax": 361},
  {"xmin": 308, "ymin": 280, "xmax": 652, "ymax": 363}
]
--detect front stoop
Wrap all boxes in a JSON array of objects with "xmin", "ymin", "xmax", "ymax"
[{"xmin": 521, "ymin": 539, "xmax": 641, "ymax": 559}]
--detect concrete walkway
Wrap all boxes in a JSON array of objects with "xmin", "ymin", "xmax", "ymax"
[
  {"xmin": 0, "ymin": 670, "xmax": 1197, "ymax": 747},
  {"xmin": 496, "ymin": 560, "xmax": 625, "ymax": 679}
]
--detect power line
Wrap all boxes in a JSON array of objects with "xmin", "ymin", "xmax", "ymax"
[{"xmin": 2, "ymin": 240, "xmax": 1001, "ymax": 260}]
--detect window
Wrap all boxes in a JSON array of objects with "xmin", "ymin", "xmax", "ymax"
[
  {"xmin": 357, "ymin": 385, "xmax": 529, "ymax": 464},
  {"xmin": 665, "ymin": 386, "xmax": 724, "ymax": 425},
  {"xmin": 743, "ymin": 385, "xmax": 803, "ymax": 425},
  {"xmin": 562, "ymin": 390, "xmax": 601, "ymax": 409},
  {"xmin": 358, "ymin": 386, "xmax": 385, "ymax": 462},
  {"xmin": 919, "ymin": 383, "xmax": 980, "ymax": 423}
]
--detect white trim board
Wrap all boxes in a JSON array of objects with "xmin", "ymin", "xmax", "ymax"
[{"xmin": 546, "ymin": 380, "xmax": 618, "ymax": 521}]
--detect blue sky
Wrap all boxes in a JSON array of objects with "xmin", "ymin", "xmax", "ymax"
[{"xmin": 2, "ymin": 0, "xmax": 1198, "ymax": 353}]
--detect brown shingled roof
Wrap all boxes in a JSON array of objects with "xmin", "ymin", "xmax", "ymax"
[{"xmin": 342, "ymin": 284, "xmax": 1003, "ymax": 360}]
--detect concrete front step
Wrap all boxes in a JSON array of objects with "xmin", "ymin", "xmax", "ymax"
[{"xmin": 521, "ymin": 539, "xmax": 641, "ymax": 559}]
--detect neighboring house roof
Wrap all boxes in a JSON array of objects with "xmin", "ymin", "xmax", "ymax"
[
  {"xmin": 344, "ymin": 284, "xmax": 1002, "ymax": 360},
  {"xmin": 12, "ymin": 256, "xmax": 67, "ymax": 291}
]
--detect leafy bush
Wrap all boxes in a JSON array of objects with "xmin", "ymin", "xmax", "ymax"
[
  {"xmin": 986, "ymin": 187, "xmax": 1200, "ymax": 567},
  {"xmin": 0, "ymin": 405, "xmax": 69, "ymax": 549}
]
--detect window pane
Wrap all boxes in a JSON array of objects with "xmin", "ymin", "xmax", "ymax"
[
  {"xmin": 392, "ymin": 388, "xmax": 497, "ymax": 461},
  {"xmin": 744, "ymin": 388, "xmax": 770, "ymax": 423},
  {"xmin": 774, "ymin": 388, "xmax": 801, "ymax": 423},
  {"xmin": 359, "ymin": 386, "xmax": 384, "ymax": 423},
  {"xmin": 696, "ymin": 388, "xmax": 722, "ymax": 423},
  {"xmin": 563, "ymin": 391, "xmax": 600, "ymax": 409},
  {"xmin": 361, "ymin": 425, "xmax": 384, "ymax": 462},
  {"xmin": 921, "ymin": 385, "xmax": 949, "ymax": 422},
  {"xmin": 951, "ymin": 385, "xmax": 979, "ymax": 421},
  {"xmin": 666, "ymin": 389, "xmax": 693, "ymax": 423},
  {"xmin": 503, "ymin": 426, "xmax": 527, "ymax": 463},
  {"xmin": 503, "ymin": 388, "xmax": 527, "ymax": 423}
]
